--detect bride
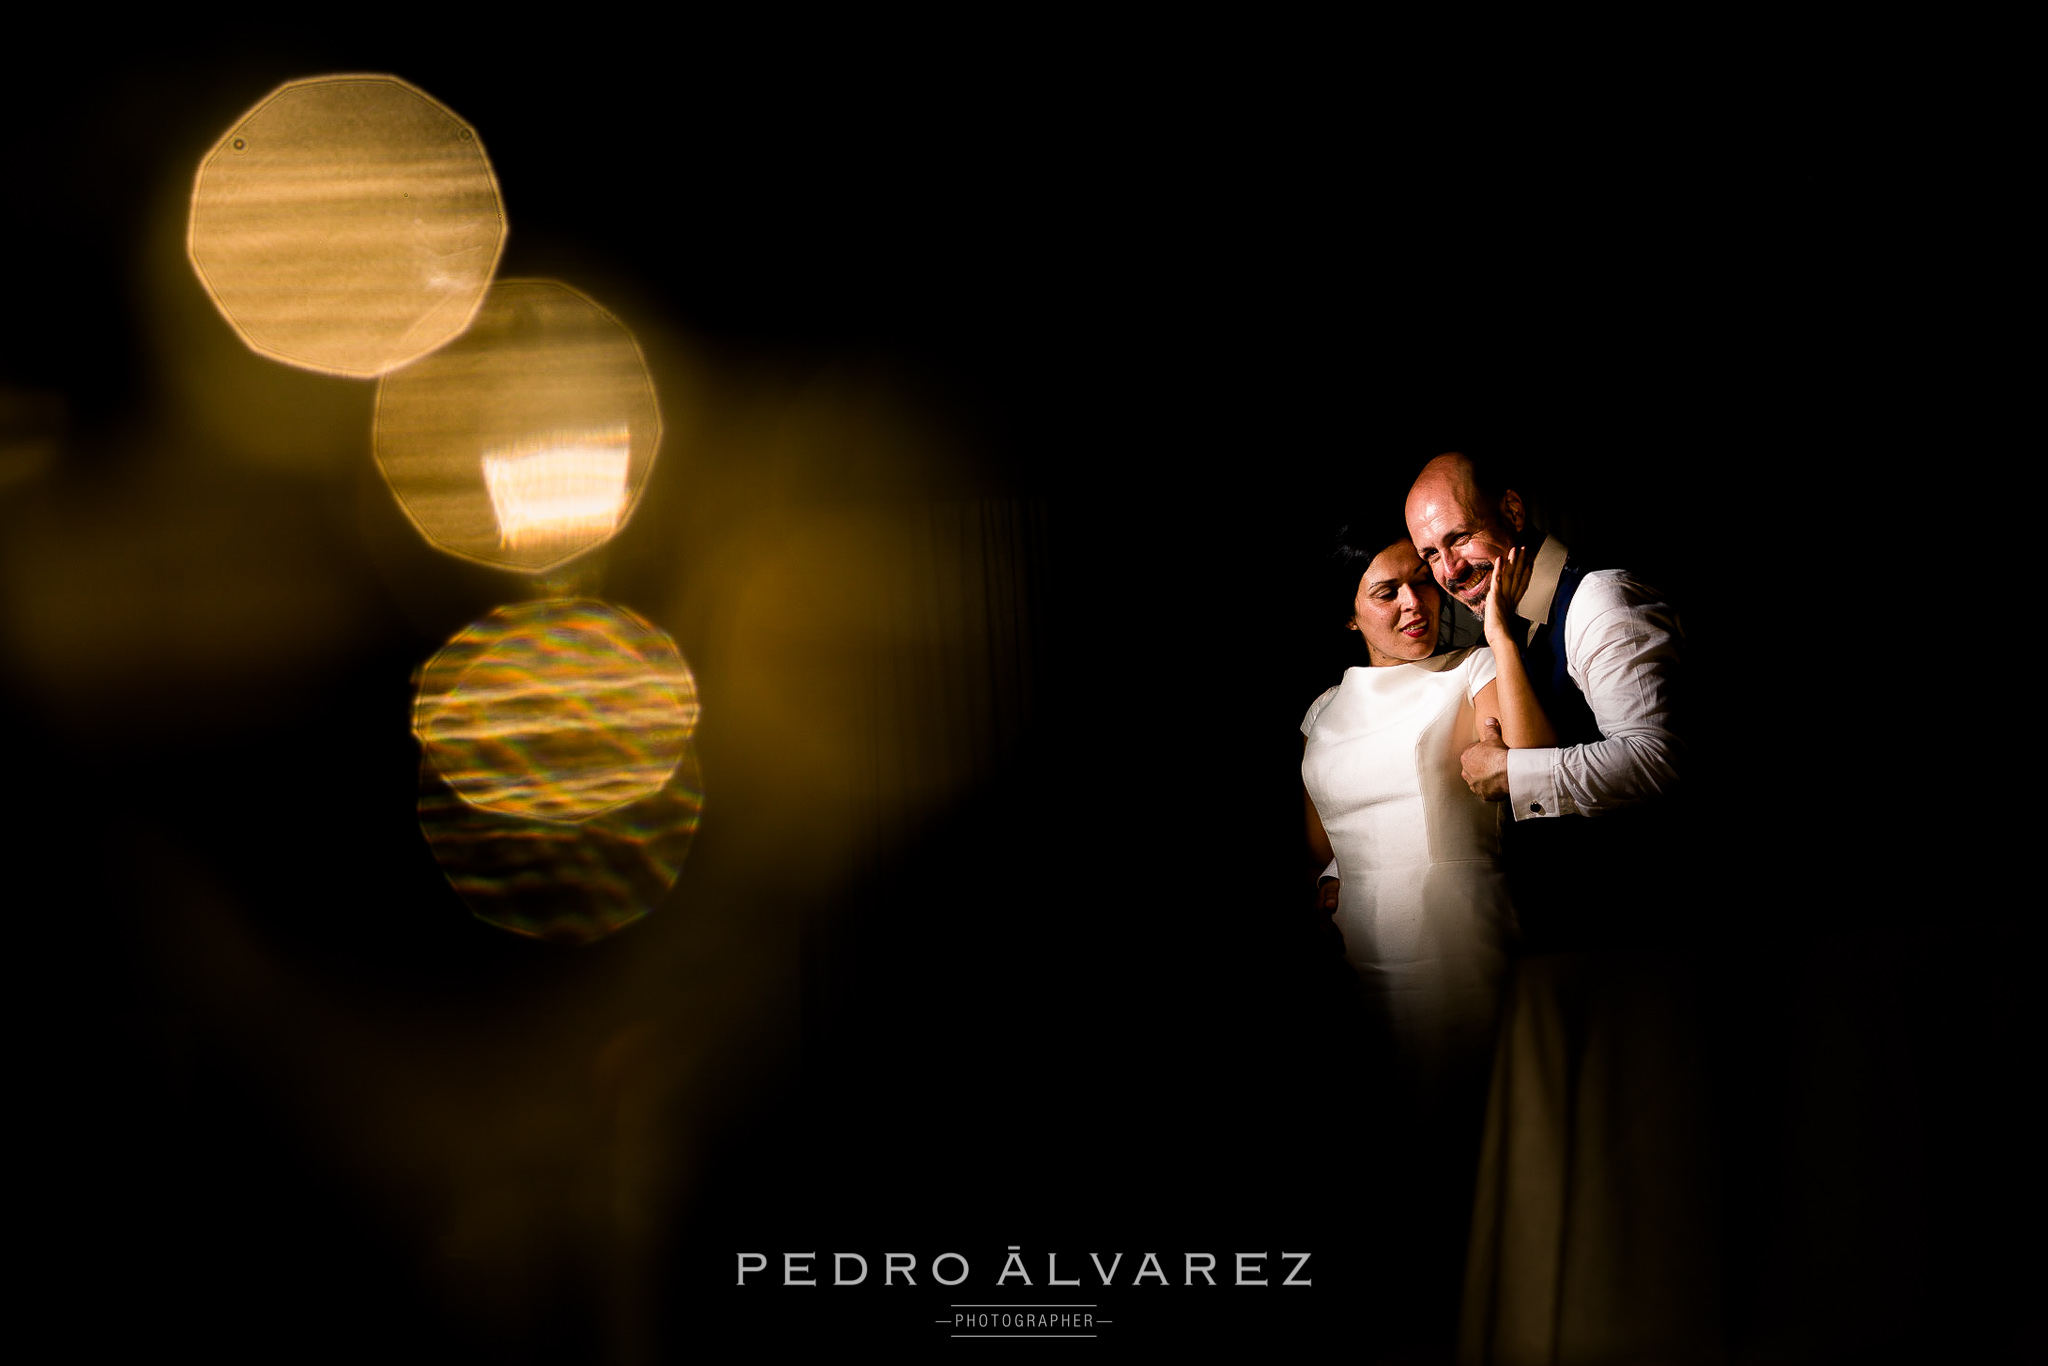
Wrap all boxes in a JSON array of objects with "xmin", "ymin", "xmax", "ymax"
[
  {"xmin": 1302, "ymin": 517, "xmax": 1550, "ymax": 1053},
  {"xmin": 1299, "ymin": 515, "xmax": 1552, "ymax": 1351}
]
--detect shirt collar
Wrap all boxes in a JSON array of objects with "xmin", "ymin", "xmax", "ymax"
[{"xmin": 1516, "ymin": 533, "xmax": 1569, "ymax": 646}]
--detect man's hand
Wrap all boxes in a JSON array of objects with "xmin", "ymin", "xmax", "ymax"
[
  {"xmin": 1462, "ymin": 716, "xmax": 1511, "ymax": 801},
  {"xmin": 1316, "ymin": 876, "xmax": 1341, "ymax": 913}
]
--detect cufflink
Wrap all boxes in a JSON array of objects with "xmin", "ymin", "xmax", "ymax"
[{"xmin": 1529, "ymin": 803, "xmax": 1543, "ymax": 814}]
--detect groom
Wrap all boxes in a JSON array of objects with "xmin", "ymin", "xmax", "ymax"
[
  {"xmin": 1400, "ymin": 453, "xmax": 1718, "ymax": 1363},
  {"xmin": 1403, "ymin": 450, "xmax": 1685, "ymax": 947}
]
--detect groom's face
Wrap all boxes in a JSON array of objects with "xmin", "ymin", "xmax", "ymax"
[{"xmin": 1405, "ymin": 476, "xmax": 1523, "ymax": 611}]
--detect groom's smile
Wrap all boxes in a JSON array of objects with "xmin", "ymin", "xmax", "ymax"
[{"xmin": 1448, "ymin": 560, "xmax": 1493, "ymax": 606}]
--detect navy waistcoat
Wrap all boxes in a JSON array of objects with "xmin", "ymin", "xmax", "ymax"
[
  {"xmin": 1518, "ymin": 560, "xmax": 1601, "ymax": 746},
  {"xmin": 1502, "ymin": 558, "xmax": 1681, "ymax": 952}
]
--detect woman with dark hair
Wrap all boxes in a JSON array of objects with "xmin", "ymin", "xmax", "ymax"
[
  {"xmin": 1303, "ymin": 516, "xmax": 1550, "ymax": 1037},
  {"xmin": 1300, "ymin": 513, "xmax": 1553, "ymax": 1349}
]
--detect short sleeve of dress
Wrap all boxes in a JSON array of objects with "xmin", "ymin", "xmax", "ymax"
[
  {"xmin": 1464, "ymin": 646, "xmax": 1499, "ymax": 703},
  {"xmin": 1300, "ymin": 685, "xmax": 1340, "ymax": 737}
]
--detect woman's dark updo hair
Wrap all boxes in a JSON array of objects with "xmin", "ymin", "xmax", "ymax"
[{"xmin": 1323, "ymin": 515, "xmax": 1432, "ymax": 629}]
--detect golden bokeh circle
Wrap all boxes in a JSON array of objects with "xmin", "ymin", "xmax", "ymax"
[
  {"xmin": 188, "ymin": 74, "xmax": 506, "ymax": 377},
  {"xmin": 374, "ymin": 280, "xmax": 662, "ymax": 573}
]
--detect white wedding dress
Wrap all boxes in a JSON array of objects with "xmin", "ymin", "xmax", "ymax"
[{"xmin": 1300, "ymin": 646, "xmax": 1518, "ymax": 1081}]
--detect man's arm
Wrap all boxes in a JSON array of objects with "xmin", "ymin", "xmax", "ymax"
[{"xmin": 1502, "ymin": 573, "xmax": 1682, "ymax": 819}]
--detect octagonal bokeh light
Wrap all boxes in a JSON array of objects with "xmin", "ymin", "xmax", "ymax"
[
  {"xmin": 188, "ymin": 75, "xmax": 505, "ymax": 377},
  {"xmin": 415, "ymin": 599, "xmax": 703, "ymax": 943},
  {"xmin": 374, "ymin": 280, "xmax": 662, "ymax": 573}
]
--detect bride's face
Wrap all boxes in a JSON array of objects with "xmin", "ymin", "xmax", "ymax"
[{"xmin": 1350, "ymin": 541, "xmax": 1440, "ymax": 666}]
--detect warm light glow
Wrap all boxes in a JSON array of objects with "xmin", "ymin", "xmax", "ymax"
[
  {"xmin": 187, "ymin": 74, "xmax": 505, "ymax": 377},
  {"xmin": 374, "ymin": 280, "xmax": 662, "ymax": 572},
  {"xmin": 481, "ymin": 426, "xmax": 632, "ymax": 550}
]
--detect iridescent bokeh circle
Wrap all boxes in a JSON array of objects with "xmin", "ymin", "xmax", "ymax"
[
  {"xmin": 414, "ymin": 599, "xmax": 704, "ymax": 944},
  {"xmin": 416, "ymin": 599, "xmax": 699, "ymax": 822}
]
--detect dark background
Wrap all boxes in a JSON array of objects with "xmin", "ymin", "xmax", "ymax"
[{"xmin": 2, "ymin": 28, "xmax": 2026, "ymax": 1362}]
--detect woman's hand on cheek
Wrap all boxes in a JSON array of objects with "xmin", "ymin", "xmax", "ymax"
[{"xmin": 1482, "ymin": 546, "xmax": 1517, "ymax": 646}]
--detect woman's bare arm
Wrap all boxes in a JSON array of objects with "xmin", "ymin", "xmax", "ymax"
[
  {"xmin": 1305, "ymin": 781, "xmax": 1333, "ymax": 867},
  {"xmin": 1477, "ymin": 544, "xmax": 1557, "ymax": 749},
  {"xmin": 1302, "ymin": 736, "xmax": 1338, "ymax": 911}
]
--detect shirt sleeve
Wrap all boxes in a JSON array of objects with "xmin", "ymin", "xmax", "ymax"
[{"xmin": 1505, "ymin": 573, "xmax": 1682, "ymax": 820}]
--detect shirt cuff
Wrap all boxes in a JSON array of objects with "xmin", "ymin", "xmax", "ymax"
[
  {"xmin": 1319, "ymin": 858, "xmax": 1339, "ymax": 882},
  {"xmin": 1507, "ymin": 748, "xmax": 1573, "ymax": 820}
]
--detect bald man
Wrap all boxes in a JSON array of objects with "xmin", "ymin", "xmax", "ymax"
[
  {"xmin": 1405, "ymin": 452, "xmax": 1680, "ymax": 818},
  {"xmin": 1403, "ymin": 452, "xmax": 1684, "ymax": 948}
]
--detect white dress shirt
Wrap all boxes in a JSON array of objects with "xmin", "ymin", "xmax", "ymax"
[{"xmin": 1504, "ymin": 535, "xmax": 1682, "ymax": 821}]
